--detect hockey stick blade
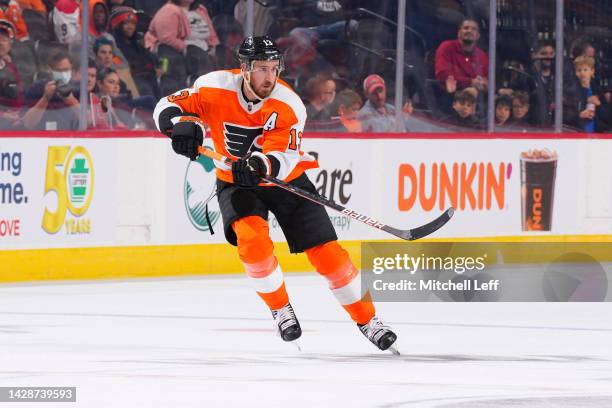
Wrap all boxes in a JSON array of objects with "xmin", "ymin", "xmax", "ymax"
[
  {"xmin": 197, "ymin": 147, "xmax": 454, "ymax": 241},
  {"xmin": 382, "ymin": 207, "xmax": 455, "ymax": 241}
]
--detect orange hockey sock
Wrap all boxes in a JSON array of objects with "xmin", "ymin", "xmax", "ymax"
[
  {"xmin": 233, "ymin": 216, "xmax": 288, "ymax": 310},
  {"xmin": 305, "ymin": 241, "xmax": 375, "ymax": 325}
]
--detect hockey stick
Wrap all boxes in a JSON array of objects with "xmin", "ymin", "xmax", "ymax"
[{"xmin": 198, "ymin": 146, "xmax": 454, "ymax": 241}]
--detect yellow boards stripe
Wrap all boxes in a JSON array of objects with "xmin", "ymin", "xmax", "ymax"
[{"xmin": 1, "ymin": 235, "xmax": 611, "ymax": 283}]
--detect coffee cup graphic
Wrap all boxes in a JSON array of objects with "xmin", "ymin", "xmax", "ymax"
[{"xmin": 520, "ymin": 149, "xmax": 557, "ymax": 231}]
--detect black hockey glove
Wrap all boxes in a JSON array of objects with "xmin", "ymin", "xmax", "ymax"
[
  {"xmin": 232, "ymin": 151, "xmax": 271, "ymax": 187},
  {"xmin": 170, "ymin": 116, "xmax": 204, "ymax": 161}
]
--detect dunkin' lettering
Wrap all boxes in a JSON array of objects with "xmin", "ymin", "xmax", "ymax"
[
  {"xmin": 398, "ymin": 162, "xmax": 509, "ymax": 211},
  {"xmin": 530, "ymin": 188, "xmax": 543, "ymax": 230}
]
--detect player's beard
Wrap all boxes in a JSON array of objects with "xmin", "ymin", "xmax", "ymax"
[{"xmin": 252, "ymin": 79, "xmax": 276, "ymax": 99}]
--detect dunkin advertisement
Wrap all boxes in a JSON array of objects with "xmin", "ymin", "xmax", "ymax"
[
  {"xmin": 302, "ymin": 138, "xmax": 586, "ymax": 239},
  {"xmin": 520, "ymin": 149, "xmax": 557, "ymax": 231}
]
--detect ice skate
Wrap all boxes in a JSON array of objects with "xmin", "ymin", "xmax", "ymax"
[
  {"xmin": 272, "ymin": 303, "xmax": 302, "ymax": 345},
  {"xmin": 358, "ymin": 316, "xmax": 399, "ymax": 354}
]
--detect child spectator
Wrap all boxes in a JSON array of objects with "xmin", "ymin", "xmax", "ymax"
[
  {"xmin": 443, "ymin": 88, "xmax": 480, "ymax": 128},
  {"xmin": 564, "ymin": 56, "xmax": 608, "ymax": 133},
  {"xmin": 495, "ymin": 94, "xmax": 512, "ymax": 126},
  {"xmin": 333, "ymin": 88, "xmax": 363, "ymax": 132},
  {"xmin": 0, "ymin": 0, "xmax": 28, "ymax": 41},
  {"xmin": 510, "ymin": 91, "xmax": 531, "ymax": 127}
]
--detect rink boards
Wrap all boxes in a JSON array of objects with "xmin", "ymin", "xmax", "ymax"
[{"xmin": 1, "ymin": 131, "xmax": 611, "ymax": 281}]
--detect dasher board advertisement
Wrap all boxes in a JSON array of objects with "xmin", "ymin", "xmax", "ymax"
[{"xmin": 1, "ymin": 138, "xmax": 116, "ymax": 249}]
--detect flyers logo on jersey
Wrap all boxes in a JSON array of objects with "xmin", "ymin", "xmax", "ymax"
[{"xmin": 223, "ymin": 123, "xmax": 264, "ymax": 158}]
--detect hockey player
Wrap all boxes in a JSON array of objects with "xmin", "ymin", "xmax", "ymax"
[{"xmin": 153, "ymin": 36, "xmax": 397, "ymax": 352}]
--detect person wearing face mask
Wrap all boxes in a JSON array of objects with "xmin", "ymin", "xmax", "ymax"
[{"xmin": 23, "ymin": 48, "xmax": 80, "ymax": 130}]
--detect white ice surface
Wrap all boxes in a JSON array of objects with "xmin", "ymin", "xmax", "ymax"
[{"xmin": 1, "ymin": 273, "xmax": 611, "ymax": 408}]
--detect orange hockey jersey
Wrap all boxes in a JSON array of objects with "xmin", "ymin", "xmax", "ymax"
[{"xmin": 154, "ymin": 69, "xmax": 318, "ymax": 184}]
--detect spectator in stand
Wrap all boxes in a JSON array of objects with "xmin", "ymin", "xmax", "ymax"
[
  {"xmin": 331, "ymin": 88, "xmax": 363, "ymax": 132},
  {"xmin": 0, "ymin": 18, "xmax": 14, "ymax": 62},
  {"xmin": 145, "ymin": 0, "xmax": 218, "ymax": 78},
  {"xmin": 95, "ymin": 66, "xmax": 128, "ymax": 128},
  {"xmin": 304, "ymin": 74, "xmax": 336, "ymax": 122},
  {"xmin": 88, "ymin": 0, "xmax": 130, "ymax": 63},
  {"xmin": 94, "ymin": 36, "xmax": 156, "ymax": 124},
  {"xmin": 442, "ymin": 88, "xmax": 480, "ymax": 128},
  {"xmin": 568, "ymin": 37, "xmax": 607, "ymax": 101},
  {"xmin": 0, "ymin": 0, "xmax": 28, "ymax": 41},
  {"xmin": 509, "ymin": 40, "xmax": 556, "ymax": 126},
  {"xmin": 94, "ymin": 36, "xmax": 139, "ymax": 98},
  {"xmin": 0, "ymin": 20, "xmax": 22, "ymax": 128},
  {"xmin": 89, "ymin": 0, "xmax": 110, "ymax": 41},
  {"xmin": 50, "ymin": 0, "xmax": 80, "ymax": 44},
  {"xmin": 16, "ymin": 0, "xmax": 46, "ymax": 14},
  {"xmin": 357, "ymin": 74, "xmax": 413, "ymax": 132},
  {"xmin": 509, "ymin": 90, "xmax": 531, "ymax": 128},
  {"xmin": 70, "ymin": 57, "xmax": 98, "ymax": 99},
  {"xmin": 22, "ymin": 48, "xmax": 80, "ymax": 130},
  {"xmin": 494, "ymin": 94, "xmax": 512, "ymax": 126},
  {"xmin": 435, "ymin": 19, "xmax": 488, "ymax": 94},
  {"xmin": 184, "ymin": 0, "xmax": 219, "ymax": 77},
  {"xmin": 0, "ymin": 18, "xmax": 27, "ymax": 87},
  {"xmin": 564, "ymin": 56, "xmax": 610, "ymax": 133},
  {"xmin": 68, "ymin": 58, "xmax": 109, "ymax": 128},
  {"xmin": 144, "ymin": 0, "xmax": 191, "ymax": 55},
  {"xmin": 111, "ymin": 6, "xmax": 160, "ymax": 98}
]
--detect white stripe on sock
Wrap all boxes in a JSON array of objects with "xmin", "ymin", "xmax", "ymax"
[
  {"xmin": 248, "ymin": 264, "xmax": 284, "ymax": 293},
  {"xmin": 331, "ymin": 275, "xmax": 363, "ymax": 305}
]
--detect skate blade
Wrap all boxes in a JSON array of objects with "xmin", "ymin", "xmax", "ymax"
[
  {"xmin": 291, "ymin": 339, "xmax": 302, "ymax": 352},
  {"xmin": 388, "ymin": 345, "xmax": 400, "ymax": 355}
]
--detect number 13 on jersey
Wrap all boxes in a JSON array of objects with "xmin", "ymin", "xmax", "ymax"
[{"xmin": 288, "ymin": 129, "xmax": 302, "ymax": 151}]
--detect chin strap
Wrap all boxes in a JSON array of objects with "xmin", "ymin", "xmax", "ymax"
[
  {"xmin": 241, "ymin": 63, "xmax": 280, "ymax": 103},
  {"xmin": 242, "ymin": 70, "xmax": 266, "ymax": 103}
]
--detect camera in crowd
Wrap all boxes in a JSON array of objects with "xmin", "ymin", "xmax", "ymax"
[
  {"xmin": 38, "ymin": 71, "xmax": 78, "ymax": 99},
  {"xmin": 56, "ymin": 82, "xmax": 76, "ymax": 98}
]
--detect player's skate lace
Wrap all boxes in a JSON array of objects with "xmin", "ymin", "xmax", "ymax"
[
  {"xmin": 358, "ymin": 316, "xmax": 397, "ymax": 351},
  {"xmin": 272, "ymin": 303, "xmax": 302, "ymax": 342}
]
